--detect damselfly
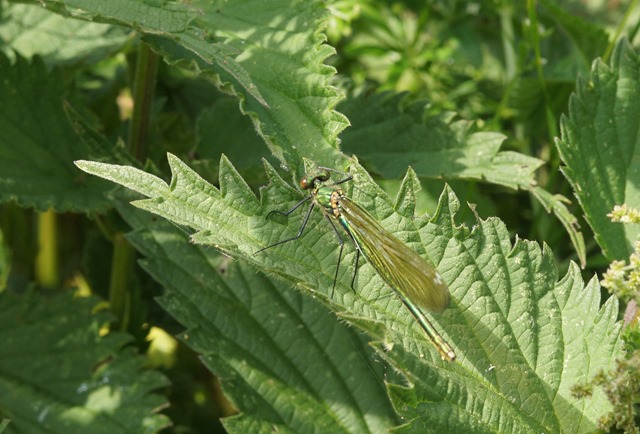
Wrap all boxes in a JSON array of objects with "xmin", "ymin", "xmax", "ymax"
[{"xmin": 255, "ymin": 168, "xmax": 455, "ymax": 362}]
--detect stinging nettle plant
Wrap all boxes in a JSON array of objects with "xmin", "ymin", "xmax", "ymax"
[{"xmin": 0, "ymin": 1, "xmax": 637, "ymax": 433}]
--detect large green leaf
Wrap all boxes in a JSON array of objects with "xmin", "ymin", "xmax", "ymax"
[
  {"xmin": 0, "ymin": 291, "xmax": 169, "ymax": 433},
  {"xmin": 0, "ymin": 54, "xmax": 130, "ymax": 211},
  {"xmin": 76, "ymin": 155, "xmax": 623, "ymax": 433},
  {"xmin": 556, "ymin": 38, "xmax": 640, "ymax": 260},
  {"xmin": 32, "ymin": 0, "xmax": 348, "ymax": 176},
  {"xmin": 118, "ymin": 208, "xmax": 398, "ymax": 433}
]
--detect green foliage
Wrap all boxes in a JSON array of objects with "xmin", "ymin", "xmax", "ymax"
[
  {"xmin": 0, "ymin": 290, "xmax": 170, "ymax": 433},
  {"xmin": 141, "ymin": 0, "xmax": 349, "ymax": 177},
  {"xmin": 0, "ymin": 54, "xmax": 128, "ymax": 211},
  {"xmin": 0, "ymin": 0, "xmax": 638, "ymax": 433},
  {"xmin": 339, "ymin": 90, "xmax": 544, "ymax": 189},
  {"xmin": 538, "ymin": 0, "xmax": 610, "ymax": 65},
  {"xmin": 557, "ymin": 39, "xmax": 640, "ymax": 261}
]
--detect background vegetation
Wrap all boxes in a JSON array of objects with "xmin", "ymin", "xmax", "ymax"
[{"xmin": 0, "ymin": 0, "xmax": 639, "ymax": 433}]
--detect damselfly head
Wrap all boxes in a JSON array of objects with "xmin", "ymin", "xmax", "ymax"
[{"xmin": 299, "ymin": 170, "xmax": 331, "ymax": 190}]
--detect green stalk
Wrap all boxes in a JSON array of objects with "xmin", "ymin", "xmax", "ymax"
[
  {"xmin": 109, "ymin": 42, "xmax": 158, "ymax": 332},
  {"xmin": 35, "ymin": 209, "xmax": 59, "ymax": 289},
  {"xmin": 109, "ymin": 232, "xmax": 135, "ymax": 331},
  {"xmin": 128, "ymin": 43, "xmax": 159, "ymax": 162}
]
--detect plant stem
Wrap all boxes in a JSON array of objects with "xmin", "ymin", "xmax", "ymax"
[
  {"xmin": 128, "ymin": 43, "xmax": 159, "ymax": 162},
  {"xmin": 109, "ymin": 42, "xmax": 159, "ymax": 332},
  {"xmin": 35, "ymin": 209, "xmax": 59, "ymax": 289}
]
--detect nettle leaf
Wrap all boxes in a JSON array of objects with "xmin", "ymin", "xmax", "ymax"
[
  {"xmin": 0, "ymin": 291, "xmax": 169, "ymax": 433},
  {"xmin": 116, "ymin": 208, "xmax": 398, "ymax": 433},
  {"xmin": 160, "ymin": 0, "xmax": 348, "ymax": 175},
  {"xmin": 557, "ymin": 38, "xmax": 640, "ymax": 260},
  {"xmin": 0, "ymin": 54, "xmax": 129, "ymax": 212},
  {"xmin": 35, "ymin": 0, "xmax": 348, "ymax": 176},
  {"xmin": 0, "ymin": 3, "xmax": 130, "ymax": 65},
  {"xmin": 339, "ymin": 90, "xmax": 544, "ymax": 190},
  {"xmin": 76, "ymin": 154, "xmax": 623, "ymax": 432}
]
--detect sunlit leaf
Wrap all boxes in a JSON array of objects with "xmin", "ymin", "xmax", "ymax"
[{"xmin": 76, "ymin": 155, "xmax": 623, "ymax": 433}]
